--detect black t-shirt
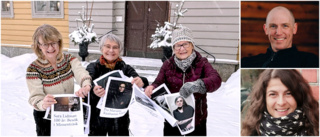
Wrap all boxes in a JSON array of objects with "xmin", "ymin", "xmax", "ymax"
[{"xmin": 173, "ymin": 105, "xmax": 194, "ymax": 130}]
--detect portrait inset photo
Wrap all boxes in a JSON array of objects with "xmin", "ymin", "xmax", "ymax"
[
  {"xmin": 241, "ymin": 1, "xmax": 319, "ymax": 68},
  {"xmin": 105, "ymin": 79, "xmax": 133, "ymax": 109},
  {"xmin": 54, "ymin": 96, "xmax": 80, "ymax": 112},
  {"xmin": 241, "ymin": 69, "xmax": 319, "ymax": 136},
  {"xmin": 165, "ymin": 93, "xmax": 195, "ymax": 134}
]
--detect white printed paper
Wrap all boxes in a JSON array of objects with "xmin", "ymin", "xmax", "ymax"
[
  {"xmin": 99, "ymin": 77, "xmax": 133, "ymax": 118},
  {"xmin": 165, "ymin": 93, "xmax": 195, "ymax": 135},
  {"xmin": 51, "ymin": 94, "xmax": 84, "ymax": 136}
]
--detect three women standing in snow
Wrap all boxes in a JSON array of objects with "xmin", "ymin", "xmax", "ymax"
[{"xmin": 26, "ymin": 24, "xmax": 222, "ymax": 136}]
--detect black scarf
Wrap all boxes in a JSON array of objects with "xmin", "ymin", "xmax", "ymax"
[{"xmin": 259, "ymin": 108, "xmax": 307, "ymax": 136}]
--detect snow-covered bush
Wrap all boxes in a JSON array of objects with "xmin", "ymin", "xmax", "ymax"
[
  {"xmin": 69, "ymin": 5, "xmax": 97, "ymax": 46},
  {"xmin": 149, "ymin": 1, "xmax": 188, "ymax": 49}
]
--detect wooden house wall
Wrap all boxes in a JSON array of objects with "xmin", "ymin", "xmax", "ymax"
[{"xmin": 1, "ymin": 1, "xmax": 70, "ymax": 49}]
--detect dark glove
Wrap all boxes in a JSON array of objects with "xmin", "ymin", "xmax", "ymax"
[{"xmin": 179, "ymin": 79, "xmax": 206, "ymax": 98}]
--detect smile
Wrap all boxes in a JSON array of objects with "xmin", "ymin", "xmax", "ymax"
[
  {"xmin": 274, "ymin": 38, "xmax": 286, "ymax": 40},
  {"xmin": 276, "ymin": 108, "xmax": 289, "ymax": 112},
  {"xmin": 46, "ymin": 50, "xmax": 55, "ymax": 53}
]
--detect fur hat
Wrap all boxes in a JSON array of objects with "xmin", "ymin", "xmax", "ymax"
[{"xmin": 171, "ymin": 26, "xmax": 195, "ymax": 49}]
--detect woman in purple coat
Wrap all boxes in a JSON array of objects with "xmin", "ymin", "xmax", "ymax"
[{"xmin": 145, "ymin": 26, "xmax": 222, "ymax": 136}]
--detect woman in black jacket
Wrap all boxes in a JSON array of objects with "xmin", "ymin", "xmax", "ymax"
[{"xmin": 86, "ymin": 33, "xmax": 149, "ymax": 136}]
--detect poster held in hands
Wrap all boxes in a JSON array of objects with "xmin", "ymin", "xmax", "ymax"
[
  {"xmin": 133, "ymin": 84, "xmax": 156, "ymax": 111},
  {"xmin": 51, "ymin": 94, "xmax": 84, "ymax": 136},
  {"xmin": 165, "ymin": 93, "xmax": 195, "ymax": 135},
  {"xmin": 151, "ymin": 84, "xmax": 171, "ymax": 113},
  {"xmin": 93, "ymin": 70, "xmax": 125, "ymax": 89},
  {"xmin": 93, "ymin": 70, "xmax": 125, "ymax": 109},
  {"xmin": 99, "ymin": 77, "xmax": 134, "ymax": 118},
  {"xmin": 133, "ymin": 84, "xmax": 178, "ymax": 127}
]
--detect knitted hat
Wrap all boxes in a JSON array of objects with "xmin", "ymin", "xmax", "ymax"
[{"xmin": 171, "ymin": 26, "xmax": 195, "ymax": 49}]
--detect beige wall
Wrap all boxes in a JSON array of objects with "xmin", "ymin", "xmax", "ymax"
[{"xmin": 1, "ymin": 1, "xmax": 70, "ymax": 49}]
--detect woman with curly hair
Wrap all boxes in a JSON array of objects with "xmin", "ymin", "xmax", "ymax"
[{"xmin": 241, "ymin": 69, "xmax": 319, "ymax": 136}]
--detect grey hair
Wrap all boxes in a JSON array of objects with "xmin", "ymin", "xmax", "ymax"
[{"xmin": 99, "ymin": 33, "xmax": 123, "ymax": 52}]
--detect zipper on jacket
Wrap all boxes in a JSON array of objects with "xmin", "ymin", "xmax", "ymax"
[
  {"xmin": 270, "ymin": 52, "xmax": 276, "ymax": 61},
  {"xmin": 183, "ymin": 72, "xmax": 186, "ymax": 84},
  {"xmin": 262, "ymin": 52, "xmax": 276, "ymax": 67}
]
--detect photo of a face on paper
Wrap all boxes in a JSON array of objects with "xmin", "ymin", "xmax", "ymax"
[
  {"xmin": 104, "ymin": 79, "xmax": 133, "ymax": 109},
  {"xmin": 166, "ymin": 94, "xmax": 195, "ymax": 134},
  {"xmin": 54, "ymin": 97, "xmax": 80, "ymax": 112}
]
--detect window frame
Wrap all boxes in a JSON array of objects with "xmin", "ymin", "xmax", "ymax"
[
  {"xmin": 1, "ymin": 1, "xmax": 14, "ymax": 18},
  {"xmin": 31, "ymin": 1, "xmax": 64, "ymax": 18}
]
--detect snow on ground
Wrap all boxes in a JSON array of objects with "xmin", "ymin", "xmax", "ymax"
[
  {"xmin": 122, "ymin": 56, "xmax": 163, "ymax": 68},
  {"xmin": 1, "ymin": 53, "xmax": 240, "ymax": 136}
]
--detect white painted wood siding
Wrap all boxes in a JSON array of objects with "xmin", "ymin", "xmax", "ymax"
[
  {"xmin": 68, "ymin": 1, "xmax": 240, "ymax": 60},
  {"xmin": 169, "ymin": 1, "xmax": 240, "ymax": 60}
]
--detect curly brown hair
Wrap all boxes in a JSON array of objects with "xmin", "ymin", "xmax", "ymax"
[{"xmin": 241, "ymin": 69, "xmax": 319, "ymax": 136}]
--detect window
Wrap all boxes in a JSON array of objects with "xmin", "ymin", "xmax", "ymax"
[
  {"xmin": 32, "ymin": 1, "xmax": 64, "ymax": 18},
  {"xmin": 1, "ymin": 1, "xmax": 14, "ymax": 18}
]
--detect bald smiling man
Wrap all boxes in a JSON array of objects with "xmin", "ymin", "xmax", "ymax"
[{"xmin": 241, "ymin": 6, "xmax": 319, "ymax": 68}]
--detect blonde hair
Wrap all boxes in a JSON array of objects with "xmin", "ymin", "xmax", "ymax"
[{"xmin": 32, "ymin": 24, "xmax": 63, "ymax": 59}]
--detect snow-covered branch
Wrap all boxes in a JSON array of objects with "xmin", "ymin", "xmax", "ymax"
[
  {"xmin": 69, "ymin": 5, "xmax": 97, "ymax": 46},
  {"xmin": 149, "ymin": 1, "xmax": 187, "ymax": 49}
]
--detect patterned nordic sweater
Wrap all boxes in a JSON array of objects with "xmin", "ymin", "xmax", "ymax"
[{"xmin": 26, "ymin": 53, "xmax": 91, "ymax": 111}]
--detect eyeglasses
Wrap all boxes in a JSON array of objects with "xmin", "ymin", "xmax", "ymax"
[
  {"xmin": 119, "ymin": 86, "xmax": 125, "ymax": 89},
  {"xmin": 104, "ymin": 45, "xmax": 120, "ymax": 50},
  {"xmin": 174, "ymin": 42, "xmax": 191, "ymax": 50},
  {"xmin": 38, "ymin": 41, "xmax": 59, "ymax": 49}
]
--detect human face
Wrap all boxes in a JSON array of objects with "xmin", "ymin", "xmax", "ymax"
[
  {"xmin": 176, "ymin": 97, "xmax": 183, "ymax": 107},
  {"xmin": 263, "ymin": 8, "xmax": 297, "ymax": 52},
  {"xmin": 38, "ymin": 36, "xmax": 59, "ymax": 61},
  {"xmin": 174, "ymin": 41, "xmax": 193, "ymax": 60},
  {"xmin": 119, "ymin": 84, "xmax": 125, "ymax": 92},
  {"xmin": 101, "ymin": 39, "xmax": 120, "ymax": 62},
  {"xmin": 266, "ymin": 78, "xmax": 297, "ymax": 118}
]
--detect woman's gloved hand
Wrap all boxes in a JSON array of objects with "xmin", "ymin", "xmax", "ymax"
[{"xmin": 179, "ymin": 79, "xmax": 206, "ymax": 98}]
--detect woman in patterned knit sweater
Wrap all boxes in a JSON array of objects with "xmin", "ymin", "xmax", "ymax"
[
  {"xmin": 241, "ymin": 69, "xmax": 319, "ymax": 136},
  {"xmin": 26, "ymin": 24, "xmax": 92, "ymax": 136}
]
